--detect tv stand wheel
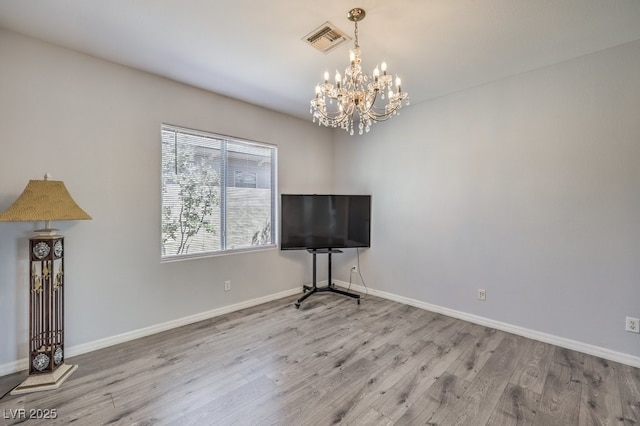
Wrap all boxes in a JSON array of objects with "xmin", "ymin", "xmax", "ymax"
[
  {"xmin": 295, "ymin": 303, "xmax": 300, "ymax": 309},
  {"xmin": 357, "ymin": 299, "xmax": 360, "ymax": 305}
]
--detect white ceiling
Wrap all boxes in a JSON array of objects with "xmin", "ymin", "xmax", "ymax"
[{"xmin": 1, "ymin": 1, "xmax": 640, "ymax": 121}]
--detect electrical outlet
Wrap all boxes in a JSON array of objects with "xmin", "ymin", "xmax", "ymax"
[
  {"xmin": 351, "ymin": 265, "xmax": 358, "ymax": 273},
  {"xmin": 478, "ymin": 288, "xmax": 486, "ymax": 301},
  {"xmin": 224, "ymin": 280, "xmax": 231, "ymax": 292},
  {"xmin": 626, "ymin": 317, "xmax": 640, "ymax": 333}
]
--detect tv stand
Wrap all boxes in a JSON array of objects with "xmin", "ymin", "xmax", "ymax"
[{"xmin": 295, "ymin": 248, "xmax": 361, "ymax": 308}]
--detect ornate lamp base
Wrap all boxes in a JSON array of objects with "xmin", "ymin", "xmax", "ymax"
[{"xmin": 10, "ymin": 364, "xmax": 77, "ymax": 395}]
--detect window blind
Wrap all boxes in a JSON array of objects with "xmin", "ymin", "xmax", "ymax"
[{"xmin": 161, "ymin": 124, "xmax": 277, "ymax": 259}]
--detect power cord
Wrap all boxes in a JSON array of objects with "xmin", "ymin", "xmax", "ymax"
[{"xmin": 347, "ymin": 247, "xmax": 368, "ymax": 299}]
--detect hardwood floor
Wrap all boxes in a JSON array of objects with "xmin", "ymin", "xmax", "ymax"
[{"xmin": 1, "ymin": 293, "xmax": 639, "ymax": 425}]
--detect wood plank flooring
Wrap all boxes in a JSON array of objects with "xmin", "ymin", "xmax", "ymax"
[{"xmin": 1, "ymin": 293, "xmax": 639, "ymax": 425}]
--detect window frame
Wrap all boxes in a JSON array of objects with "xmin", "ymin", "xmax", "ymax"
[{"xmin": 160, "ymin": 124, "xmax": 278, "ymax": 262}]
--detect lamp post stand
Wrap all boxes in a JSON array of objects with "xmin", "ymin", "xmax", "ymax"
[{"xmin": 11, "ymin": 235, "xmax": 77, "ymax": 395}]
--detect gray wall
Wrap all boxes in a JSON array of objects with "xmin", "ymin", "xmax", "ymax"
[
  {"xmin": 0, "ymin": 29, "xmax": 333, "ymax": 370},
  {"xmin": 332, "ymin": 40, "xmax": 640, "ymax": 359}
]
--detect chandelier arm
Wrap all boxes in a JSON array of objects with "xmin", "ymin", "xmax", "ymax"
[
  {"xmin": 367, "ymin": 101, "xmax": 403, "ymax": 120},
  {"xmin": 358, "ymin": 89, "xmax": 380, "ymax": 115},
  {"xmin": 366, "ymin": 110, "xmax": 398, "ymax": 121},
  {"xmin": 312, "ymin": 102, "xmax": 350, "ymax": 126},
  {"xmin": 359, "ymin": 99, "xmax": 400, "ymax": 121},
  {"xmin": 358, "ymin": 90, "xmax": 395, "ymax": 121}
]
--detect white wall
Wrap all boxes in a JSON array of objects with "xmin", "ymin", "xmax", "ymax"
[
  {"xmin": 333, "ymin": 40, "xmax": 640, "ymax": 359},
  {"xmin": 0, "ymin": 30, "xmax": 334, "ymax": 369}
]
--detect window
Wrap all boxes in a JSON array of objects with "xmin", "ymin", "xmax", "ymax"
[{"xmin": 161, "ymin": 124, "xmax": 277, "ymax": 260}]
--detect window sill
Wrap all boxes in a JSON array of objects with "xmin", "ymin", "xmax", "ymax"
[{"xmin": 160, "ymin": 244, "xmax": 277, "ymax": 263}]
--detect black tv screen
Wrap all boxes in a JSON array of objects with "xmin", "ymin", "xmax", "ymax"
[{"xmin": 280, "ymin": 194, "xmax": 371, "ymax": 250}]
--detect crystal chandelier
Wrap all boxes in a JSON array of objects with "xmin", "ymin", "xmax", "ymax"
[{"xmin": 310, "ymin": 8, "xmax": 409, "ymax": 135}]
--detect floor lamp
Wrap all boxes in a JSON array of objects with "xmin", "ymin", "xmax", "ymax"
[{"xmin": 0, "ymin": 174, "xmax": 91, "ymax": 394}]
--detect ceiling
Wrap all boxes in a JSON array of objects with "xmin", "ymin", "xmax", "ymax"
[{"xmin": 1, "ymin": 1, "xmax": 640, "ymax": 122}]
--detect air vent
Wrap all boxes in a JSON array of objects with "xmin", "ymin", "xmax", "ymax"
[{"xmin": 303, "ymin": 22, "xmax": 350, "ymax": 53}]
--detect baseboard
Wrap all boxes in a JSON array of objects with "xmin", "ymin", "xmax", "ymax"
[
  {"xmin": 0, "ymin": 287, "xmax": 301, "ymax": 377},
  {"xmin": 333, "ymin": 280, "xmax": 640, "ymax": 369},
  {"xmin": 4, "ymin": 282, "xmax": 638, "ymax": 377},
  {"xmin": 0, "ymin": 359, "xmax": 26, "ymax": 378}
]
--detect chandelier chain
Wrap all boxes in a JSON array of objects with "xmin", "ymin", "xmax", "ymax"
[{"xmin": 354, "ymin": 21, "xmax": 359, "ymax": 49}]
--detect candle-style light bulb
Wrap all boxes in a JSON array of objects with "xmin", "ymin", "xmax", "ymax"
[
  {"xmin": 315, "ymin": 84, "xmax": 321, "ymax": 95},
  {"xmin": 349, "ymin": 50, "xmax": 355, "ymax": 64},
  {"xmin": 381, "ymin": 62, "xmax": 387, "ymax": 74},
  {"xmin": 323, "ymin": 71, "xmax": 329, "ymax": 83}
]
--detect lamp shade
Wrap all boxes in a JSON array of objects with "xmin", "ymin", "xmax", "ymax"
[{"xmin": 0, "ymin": 177, "xmax": 91, "ymax": 222}]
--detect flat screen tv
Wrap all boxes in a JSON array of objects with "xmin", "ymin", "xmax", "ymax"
[{"xmin": 280, "ymin": 194, "xmax": 371, "ymax": 250}]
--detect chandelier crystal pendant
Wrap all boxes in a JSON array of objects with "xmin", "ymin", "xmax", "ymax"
[{"xmin": 310, "ymin": 8, "xmax": 409, "ymax": 135}]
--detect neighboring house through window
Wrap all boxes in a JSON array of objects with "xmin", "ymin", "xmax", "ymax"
[{"xmin": 161, "ymin": 124, "xmax": 277, "ymax": 259}]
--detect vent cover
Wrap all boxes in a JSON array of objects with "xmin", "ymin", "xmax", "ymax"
[{"xmin": 303, "ymin": 22, "xmax": 351, "ymax": 53}]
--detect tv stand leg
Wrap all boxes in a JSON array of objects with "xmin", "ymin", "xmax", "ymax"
[
  {"xmin": 295, "ymin": 249, "xmax": 361, "ymax": 308},
  {"xmin": 295, "ymin": 286, "xmax": 317, "ymax": 308}
]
